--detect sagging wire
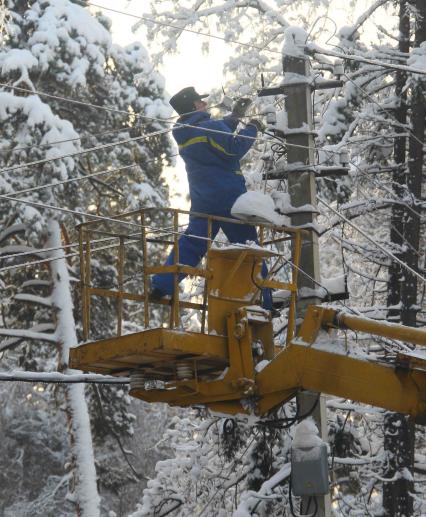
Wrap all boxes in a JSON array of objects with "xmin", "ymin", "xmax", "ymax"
[
  {"xmin": 0, "ymin": 121, "xmax": 144, "ymax": 156},
  {"xmin": 0, "ymin": 125, "xmax": 172, "ymax": 177},
  {"xmin": 0, "ymin": 216, "xmax": 175, "ymax": 273},
  {"xmin": 318, "ymin": 195, "xmax": 426, "ymax": 285},
  {"xmin": 0, "ymin": 110, "xmax": 425, "ymax": 292},
  {"xmin": 7, "ymin": 163, "xmax": 135, "ymax": 198},
  {"xmin": 309, "ymin": 46, "xmax": 426, "ymax": 77},
  {"xmin": 0, "ymin": 87, "xmax": 347, "ymax": 179},
  {"xmin": 86, "ymin": 1, "xmax": 283, "ymax": 56},
  {"xmin": 307, "ymin": 30, "xmax": 424, "ymax": 228},
  {"xmin": 0, "ymin": 82, "xmax": 219, "ymax": 126},
  {"xmin": 346, "ymin": 174, "xmax": 424, "ymax": 259},
  {"xmin": 0, "ymin": 183, "xmax": 335, "ymax": 297},
  {"xmin": 305, "ymin": 14, "xmax": 338, "ymax": 47},
  {"xmin": 0, "ymin": 118, "xmax": 335, "ymax": 178},
  {"xmin": 86, "ymin": 0, "xmax": 426, "ymax": 83},
  {"xmin": 5, "ymin": 150, "xmax": 178, "ymax": 199},
  {"xmin": 0, "ymin": 217, "xmax": 188, "ymax": 273}
]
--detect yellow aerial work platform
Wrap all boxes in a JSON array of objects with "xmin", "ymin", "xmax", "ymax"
[{"xmin": 70, "ymin": 209, "xmax": 426, "ymax": 422}]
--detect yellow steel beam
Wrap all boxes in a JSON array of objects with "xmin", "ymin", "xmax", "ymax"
[
  {"xmin": 87, "ymin": 286, "xmax": 205, "ymax": 310},
  {"xmin": 69, "ymin": 329, "xmax": 228, "ymax": 372},
  {"xmin": 255, "ymin": 305, "xmax": 426, "ymax": 419},
  {"xmin": 135, "ymin": 305, "xmax": 426, "ymax": 417},
  {"xmin": 256, "ymin": 343, "xmax": 426, "ymax": 420},
  {"xmin": 88, "ymin": 287, "xmax": 145, "ymax": 302}
]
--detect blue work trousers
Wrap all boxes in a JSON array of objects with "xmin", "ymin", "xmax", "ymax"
[{"xmin": 151, "ymin": 216, "xmax": 272, "ymax": 310}]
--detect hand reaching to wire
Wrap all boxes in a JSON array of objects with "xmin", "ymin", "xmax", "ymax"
[{"xmin": 231, "ymin": 97, "xmax": 252, "ymax": 118}]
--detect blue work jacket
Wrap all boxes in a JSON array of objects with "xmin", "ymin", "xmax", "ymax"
[{"xmin": 173, "ymin": 111, "xmax": 257, "ymax": 216}]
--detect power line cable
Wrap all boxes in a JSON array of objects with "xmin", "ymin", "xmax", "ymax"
[
  {"xmin": 318, "ymin": 196, "xmax": 426, "ymax": 285},
  {"xmin": 0, "ymin": 193, "xmax": 142, "ymax": 228},
  {"xmin": 1, "ymin": 242, "xmax": 78, "ymax": 263},
  {"xmin": 86, "ymin": 2, "xmax": 283, "ymax": 56},
  {"xmin": 0, "ymin": 197, "xmax": 335, "ymax": 297},
  {"xmin": 0, "ymin": 218, "xmax": 191, "ymax": 273},
  {"xmin": 3, "ymin": 196, "xmax": 423, "ymax": 335},
  {"xmin": 87, "ymin": 1, "xmax": 426, "ymax": 79},
  {"xmin": 0, "ymin": 103, "xmax": 420, "ymax": 286},
  {"xmin": 9, "ymin": 163, "xmax": 134, "ymax": 197},
  {"xmin": 6, "ymin": 151, "xmax": 179, "ymax": 199},
  {"xmin": 0, "ymin": 82, "xmax": 223, "ymax": 127},
  {"xmin": 0, "ymin": 115, "xmax": 335, "ymax": 177},
  {"xmin": 0, "ymin": 126, "xmax": 171, "ymax": 176},
  {"xmin": 0, "ymin": 222, "xmax": 189, "ymax": 273},
  {"xmin": 0, "ymin": 81, "xmax": 135, "ymax": 118},
  {"xmin": 0, "ymin": 242, "xmax": 126, "ymax": 273},
  {"xmin": 309, "ymin": 46, "xmax": 426, "ymax": 77},
  {"xmin": 0, "ymin": 230, "xmax": 143, "ymax": 265},
  {"xmin": 0, "ymin": 123, "xmax": 137, "ymax": 155},
  {"xmin": 3, "ymin": 173, "xmax": 424, "ymax": 290},
  {"xmin": 343, "ymin": 73, "xmax": 425, "ymax": 149},
  {"xmin": 0, "ymin": 217, "xmax": 188, "ymax": 265}
]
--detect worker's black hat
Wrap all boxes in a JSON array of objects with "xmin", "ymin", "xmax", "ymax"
[{"xmin": 169, "ymin": 86, "xmax": 208, "ymax": 116}]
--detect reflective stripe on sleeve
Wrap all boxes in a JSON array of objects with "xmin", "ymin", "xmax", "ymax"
[
  {"xmin": 178, "ymin": 136, "xmax": 208, "ymax": 150},
  {"xmin": 178, "ymin": 135, "xmax": 237, "ymax": 157}
]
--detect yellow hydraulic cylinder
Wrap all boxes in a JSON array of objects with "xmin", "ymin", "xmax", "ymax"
[{"xmin": 333, "ymin": 312, "xmax": 426, "ymax": 347}]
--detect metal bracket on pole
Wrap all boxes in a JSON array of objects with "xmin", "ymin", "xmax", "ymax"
[
  {"xmin": 262, "ymin": 164, "xmax": 349, "ymax": 181},
  {"xmin": 258, "ymin": 78, "xmax": 344, "ymax": 97}
]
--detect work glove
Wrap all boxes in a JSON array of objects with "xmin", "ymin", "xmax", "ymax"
[
  {"xmin": 248, "ymin": 118, "xmax": 265, "ymax": 133},
  {"xmin": 232, "ymin": 97, "xmax": 252, "ymax": 118}
]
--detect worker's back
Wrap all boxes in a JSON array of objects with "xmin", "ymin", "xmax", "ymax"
[{"xmin": 173, "ymin": 111, "xmax": 255, "ymax": 214}]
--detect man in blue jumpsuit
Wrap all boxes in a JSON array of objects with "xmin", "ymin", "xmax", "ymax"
[{"xmin": 151, "ymin": 86, "xmax": 272, "ymax": 309}]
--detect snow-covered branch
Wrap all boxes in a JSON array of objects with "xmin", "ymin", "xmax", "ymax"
[
  {"xmin": 0, "ymin": 370, "xmax": 129, "ymax": 384},
  {"xmin": 0, "ymin": 328, "xmax": 57, "ymax": 343},
  {"xmin": 14, "ymin": 293, "xmax": 52, "ymax": 307}
]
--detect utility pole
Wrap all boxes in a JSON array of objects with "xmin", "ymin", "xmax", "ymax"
[
  {"xmin": 258, "ymin": 32, "xmax": 341, "ymax": 517},
  {"xmin": 283, "ymin": 44, "xmax": 331, "ymax": 517}
]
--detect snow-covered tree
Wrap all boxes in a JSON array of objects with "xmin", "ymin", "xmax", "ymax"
[{"xmin": 0, "ymin": 0, "xmax": 173, "ymax": 514}]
